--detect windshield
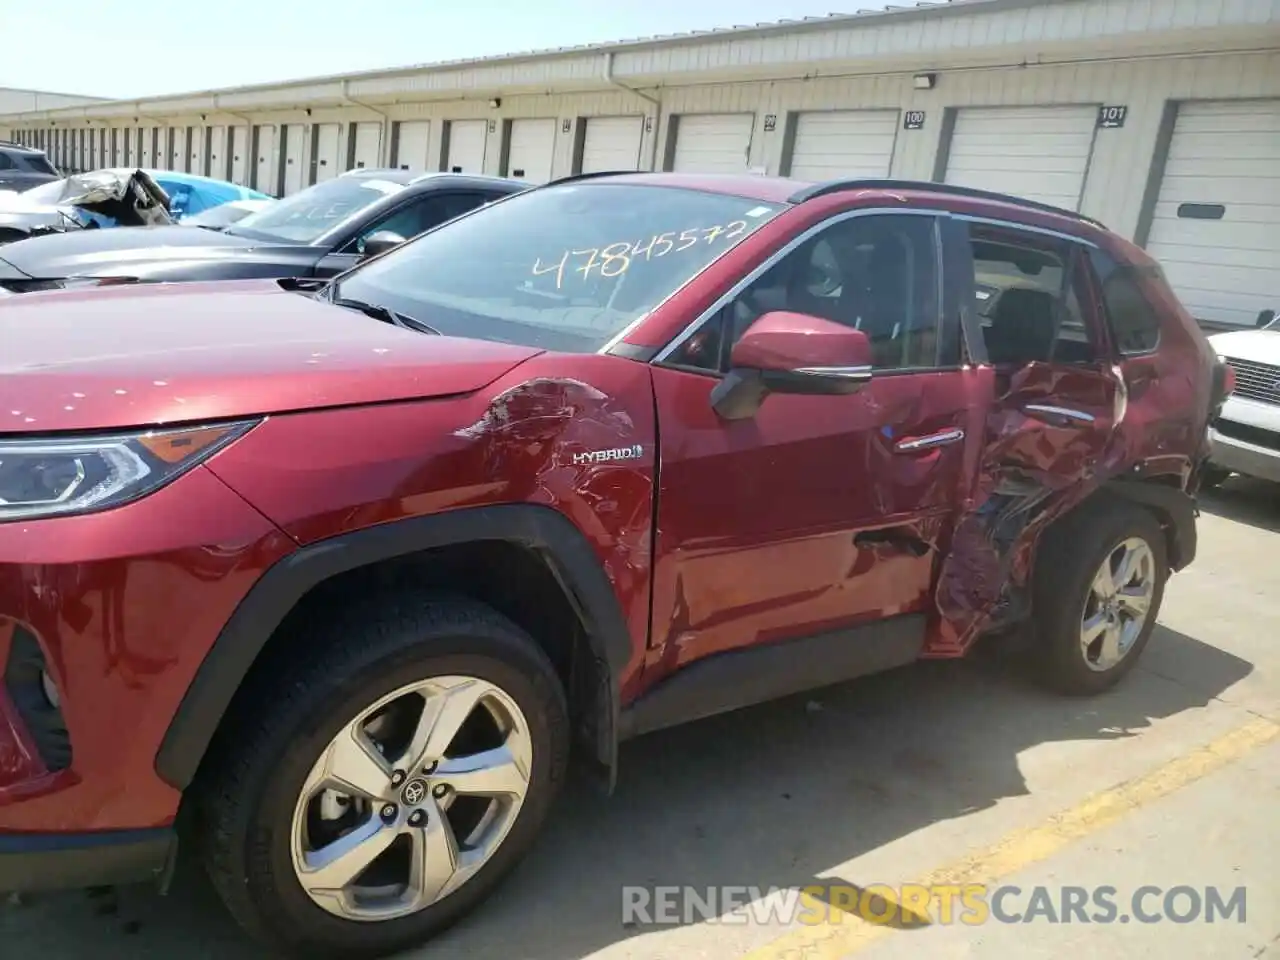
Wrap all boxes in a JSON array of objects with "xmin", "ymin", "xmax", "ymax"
[
  {"xmin": 331, "ymin": 183, "xmax": 786, "ymax": 352},
  {"xmin": 229, "ymin": 176, "xmax": 405, "ymax": 243}
]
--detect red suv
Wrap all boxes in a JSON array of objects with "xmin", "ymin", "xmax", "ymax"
[{"xmin": 0, "ymin": 173, "xmax": 1228, "ymax": 957}]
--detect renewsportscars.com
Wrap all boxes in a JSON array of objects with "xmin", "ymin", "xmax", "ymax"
[{"xmin": 621, "ymin": 883, "xmax": 1249, "ymax": 927}]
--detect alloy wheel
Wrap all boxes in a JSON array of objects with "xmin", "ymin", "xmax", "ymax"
[
  {"xmin": 289, "ymin": 675, "xmax": 533, "ymax": 921},
  {"xmin": 1079, "ymin": 536, "xmax": 1156, "ymax": 672}
]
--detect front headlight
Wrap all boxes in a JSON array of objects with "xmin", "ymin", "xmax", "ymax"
[{"xmin": 0, "ymin": 420, "xmax": 259, "ymax": 523}]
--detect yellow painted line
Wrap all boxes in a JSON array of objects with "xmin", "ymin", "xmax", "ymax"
[{"xmin": 742, "ymin": 715, "xmax": 1280, "ymax": 960}]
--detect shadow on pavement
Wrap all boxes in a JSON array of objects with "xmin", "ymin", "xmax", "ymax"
[
  {"xmin": 1199, "ymin": 476, "xmax": 1280, "ymax": 534},
  {"xmin": 0, "ymin": 625, "xmax": 1254, "ymax": 960}
]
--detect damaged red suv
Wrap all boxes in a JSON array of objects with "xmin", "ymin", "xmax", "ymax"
[{"xmin": 0, "ymin": 173, "xmax": 1229, "ymax": 957}]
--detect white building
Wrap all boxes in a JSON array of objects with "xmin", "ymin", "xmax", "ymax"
[
  {"xmin": 0, "ymin": 0, "xmax": 1277, "ymax": 327},
  {"xmin": 0, "ymin": 87, "xmax": 105, "ymax": 116}
]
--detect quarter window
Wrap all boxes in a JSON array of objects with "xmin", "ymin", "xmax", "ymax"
[{"xmin": 1088, "ymin": 248, "xmax": 1162, "ymax": 354}]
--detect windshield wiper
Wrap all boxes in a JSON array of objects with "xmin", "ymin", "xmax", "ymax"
[{"xmin": 330, "ymin": 295, "xmax": 439, "ymax": 335}]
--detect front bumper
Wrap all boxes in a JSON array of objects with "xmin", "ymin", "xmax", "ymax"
[
  {"xmin": 1208, "ymin": 395, "xmax": 1280, "ymax": 483},
  {"xmin": 0, "ymin": 465, "xmax": 294, "ymax": 886},
  {"xmin": 1209, "ymin": 427, "xmax": 1280, "ymax": 483},
  {"xmin": 0, "ymin": 827, "xmax": 174, "ymax": 893}
]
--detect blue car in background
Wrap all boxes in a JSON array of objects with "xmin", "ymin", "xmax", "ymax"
[{"xmin": 0, "ymin": 168, "xmax": 271, "ymax": 243}]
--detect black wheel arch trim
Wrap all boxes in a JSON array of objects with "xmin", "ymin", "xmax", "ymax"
[
  {"xmin": 1101, "ymin": 476, "xmax": 1197, "ymax": 571},
  {"xmin": 155, "ymin": 503, "xmax": 632, "ymax": 791}
]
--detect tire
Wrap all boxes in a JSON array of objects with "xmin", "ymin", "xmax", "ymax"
[
  {"xmin": 197, "ymin": 594, "xmax": 570, "ymax": 960},
  {"xmin": 1028, "ymin": 497, "xmax": 1168, "ymax": 696}
]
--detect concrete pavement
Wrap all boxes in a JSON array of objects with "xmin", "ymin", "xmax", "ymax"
[{"xmin": 2, "ymin": 475, "xmax": 1276, "ymax": 959}]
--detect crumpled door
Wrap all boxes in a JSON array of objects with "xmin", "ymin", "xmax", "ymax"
[{"xmin": 926, "ymin": 360, "xmax": 1122, "ymax": 656}]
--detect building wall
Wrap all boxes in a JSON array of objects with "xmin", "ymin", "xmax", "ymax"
[{"xmin": 6, "ymin": 51, "xmax": 1277, "ymax": 236}]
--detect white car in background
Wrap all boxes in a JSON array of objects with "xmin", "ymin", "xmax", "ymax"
[{"xmin": 1203, "ymin": 308, "xmax": 1280, "ymax": 487}]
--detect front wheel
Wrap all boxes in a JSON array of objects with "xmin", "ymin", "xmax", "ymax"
[
  {"xmin": 1029, "ymin": 499, "xmax": 1168, "ymax": 696},
  {"xmin": 198, "ymin": 596, "xmax": 570, "ymax": 959}
]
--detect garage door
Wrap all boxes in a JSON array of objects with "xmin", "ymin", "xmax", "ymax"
[
  {"xmin": 255, "ymin": 125, "xmax": 277, "ymax": 194},
  {"xmin": 506, "ymin": 118, "xmax": 556, "ymax": 182},
  {"xmin": 209, "ymin": 126, "xmax": 227, "ymax": 178},
  {"xmin": 395, "ymin": 121, "xmax": 431, "ymax": 171},
  {"xmin": 352, "ymin": 122, "xmax": 382, "ymax": 171},
  {"xmin": 230, "ymin": 126, "xmax": 249, "ymax": 185},
  {"xmin": 944, "ymin": 105, "xmax": 1098, "ymax": 210},
  {"xmin": 283, "ymin": 124, "xmax": 308, "ymax": 193},
  {"xmin": 788, "ymin": 110, "xmax": 898, "ymax": 181},
  {"xmin": 188, "ymin": 126, "xmax": 205, "ymax": 174},
  {"xmin": 672, "ymin": 113, "xmax": 753, "ymax": 173},
  {"xmin": 446, "ymin": 119, "xmax": 487, "ymax": 174},
  {"xmin": 313, "ymin": 123, "xmax": 340, "ymax": 183},
  {"xmin": 1144, "ymin": 100, "xmax": 1280, "ymax": 328},
  {"xmin": 581, "ymin": 116, "xmax": 643, "ymax": 173}
]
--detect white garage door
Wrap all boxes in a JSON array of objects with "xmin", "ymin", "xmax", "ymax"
[
  {"xmin": 446, "ymin": 119, "xmax": 487, "ymax": 174},
  {"xmin": 313, "ymin": 123, "xmax": 341, "ymax": 183},
  {"xmin": 210, "ymin": 126, "xmax": 228, "ymax": 178},
  {"xmin": 255, "ymin": 125, "xmax": 277, "ymax": 194},
  {"xmin": 352, "ymin": 122, "xmax": 382, "ymax": 171},
  {"xmin": 581, "ymin": 116, "xmax": 643, "ymax": 173},
  {"xmin": 396, "ymin": 121, "xmax": 431, "ymax": 171},
  {"xmin": 945, "ymin": 105, "xmax": 1098, "ymax": 210},
  {"xmin": 281, "ymin": 124, "xmax": 307, "ymax": 193},
  {"xmin": 1144, "ymin": 100, "xmax": 1280, "ymax": 328},
  {"xmin": 789, "ymin": 110, "xmax": 898, "ymax": 181},
  {"xmin": 672, "ymin": 113, "xmax": 753, "ymax": 173},
  {"xmin": 506, "ymin": 118, "xmax": 556, "ymax": 182},
  {"xmin": 230, "ymin": 126, "xmax": 249, "ymax": 185},
  {"xmin": 188, "ymin": 126, "xmax": 205, "ymax": 174}
]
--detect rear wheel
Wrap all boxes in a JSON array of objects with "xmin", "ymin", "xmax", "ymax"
[
  {"xmin": 1029, "ymin": 498, "xmax": 1168, "ymax": 695},
  {"xmin": 199, "ymin": 595, "xmax": 570, "ymax": 959}
]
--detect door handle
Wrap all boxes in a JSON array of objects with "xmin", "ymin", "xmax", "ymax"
[
  {"xmin": 1023, "ymin": 403, "xmax": 1096, "ymax": 424},
  {"xmin": 894, "ymin": 428, "xmax": 965, "ymax": 453}
]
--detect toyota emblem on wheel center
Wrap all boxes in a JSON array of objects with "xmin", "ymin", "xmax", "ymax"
[{"xmin": 402, "ymin": 779, "xmax": 428, "ymax": 805}]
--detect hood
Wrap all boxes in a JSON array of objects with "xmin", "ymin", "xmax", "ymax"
[
  {"xmin": 0, "ymin": 189, "xmax": 70, "ymax": 237},
  {"xmin": 0, "ymin": 223, "xmax": 288, "ymax": 280},
  {"xmin": 1209, "ymin": 328, "xmax": 1280, "ymax": 366},
  {"xmin": 0, "ymin": 279, "xmax": 544, "ymax": 434}
]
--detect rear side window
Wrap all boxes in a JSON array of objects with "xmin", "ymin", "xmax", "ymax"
[
  {"xmin": 1088, "ymin": 249, "xmax": 1162, "ymax": 355},
  {"xmin": 0, "ymin": 153, "xmax": 13, "ymax": 170}
]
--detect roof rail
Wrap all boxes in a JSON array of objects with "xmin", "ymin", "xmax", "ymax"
[
  {"xmin": 788, "ymin": 178, "xmax": 1106, "ymax": 229},
  {"xmin": 543, "ymin": 170, "xmax": 639, "ymax": 187}
]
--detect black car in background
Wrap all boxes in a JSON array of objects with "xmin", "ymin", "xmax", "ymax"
[
  {"xmin": 0, "ymin": 169, "xmax": 528, "ymax": 292},
  {"xmin": 0, "ymin": 141, "xmax": 60, "ymax": 192}
]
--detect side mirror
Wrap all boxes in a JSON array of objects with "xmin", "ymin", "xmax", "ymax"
[
  {"xmin": 1257, "ymin": 308, "xmax": 1276, "ymax": 330},
  {"xmin": 359, "ymin": 230, "xmax": 406, "ymax": 260},
  {"xmin": 710, "ymin": 310, "xmax": 874, "ymax": 420}
]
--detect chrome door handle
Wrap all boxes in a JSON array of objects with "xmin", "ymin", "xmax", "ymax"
[
  {"xmin": 894, "ymin": 428, "xmax": 965, "ymax": 452},
  {"xmin": 1023, "ymin": 403, "xmax": 1096, "ymax": 424}
]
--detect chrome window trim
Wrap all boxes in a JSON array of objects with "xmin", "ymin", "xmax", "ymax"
[
  {"xmin": 954, "ymin": 213, "xmax": 1100, "ymax": 250},
  {"xmin": 651, "ymin": 206, "xmax": 943, "ymax": 366}
]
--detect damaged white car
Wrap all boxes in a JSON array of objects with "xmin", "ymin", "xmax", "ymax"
[{"xmin": 0, "ymin": 168, "xmax": 173, "ymax": 244}]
